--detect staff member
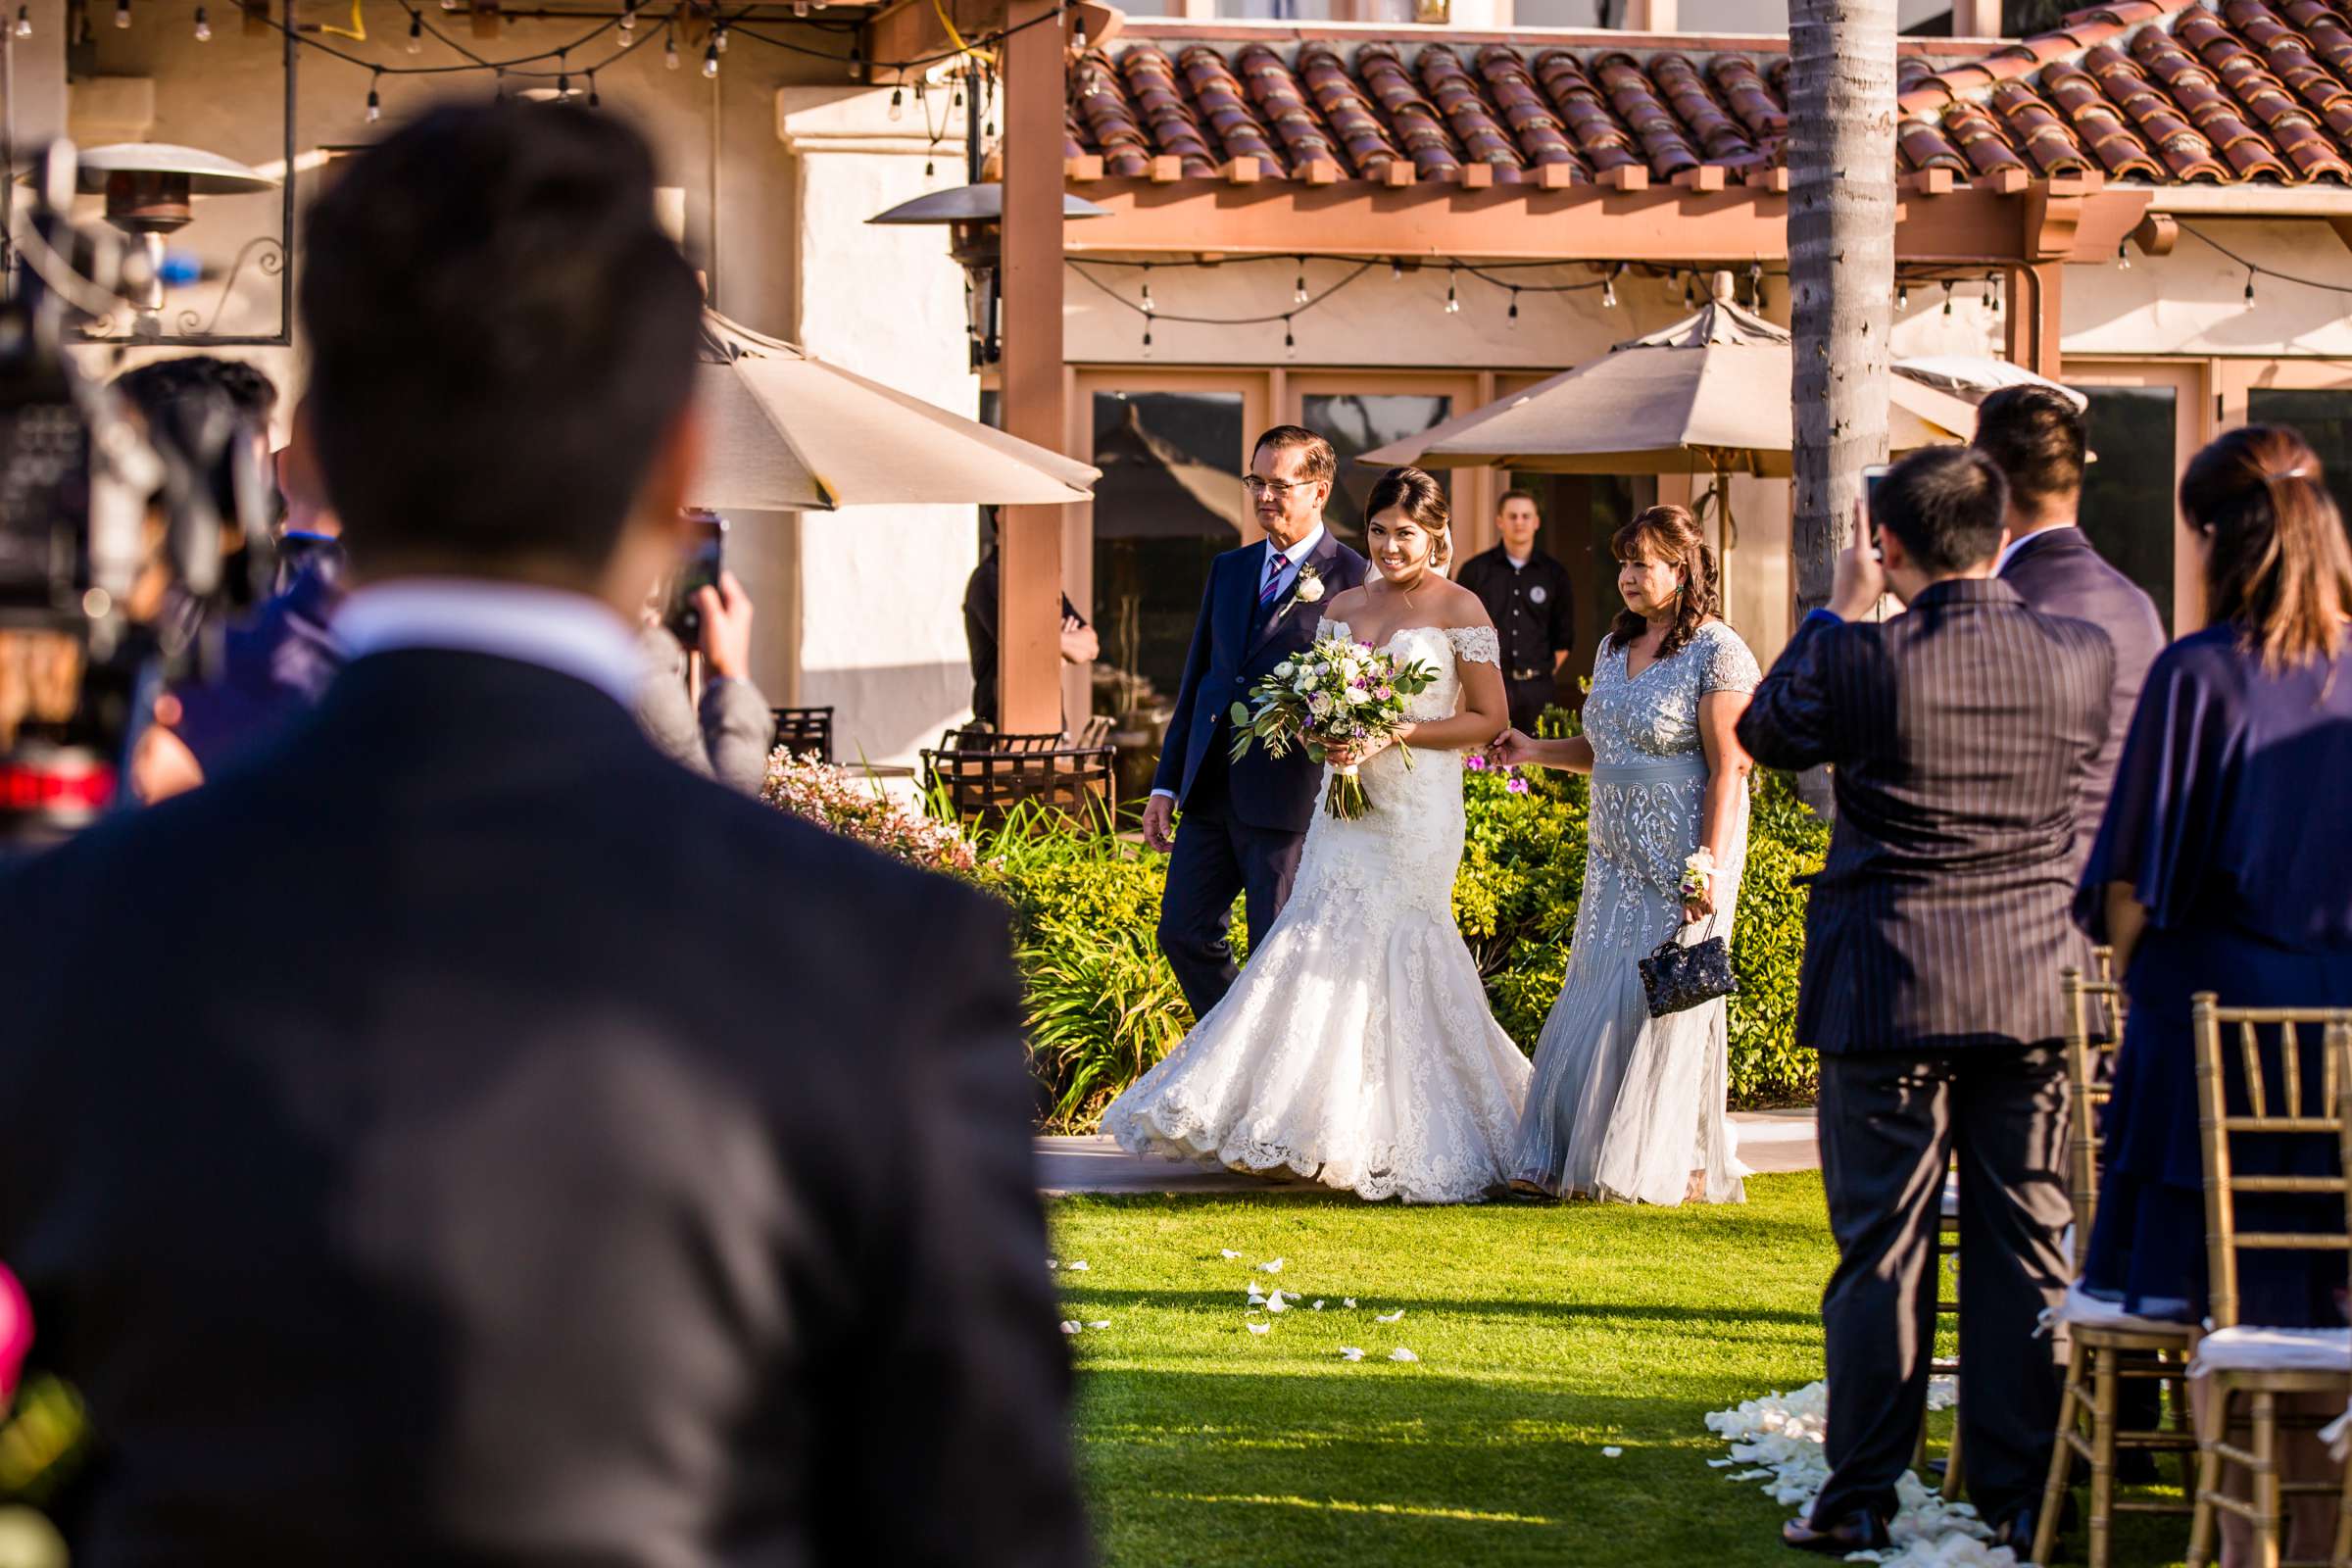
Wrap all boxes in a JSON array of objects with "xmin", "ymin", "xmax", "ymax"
[{"xmin": 1456, "ymin": 489, "xmax": 1575, "ymax": 732}]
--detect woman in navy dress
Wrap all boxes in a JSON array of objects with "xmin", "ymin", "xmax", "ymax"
[{"xmin": 2080, "ymin": 424, "xmax": 2352, "ymax": 1336}]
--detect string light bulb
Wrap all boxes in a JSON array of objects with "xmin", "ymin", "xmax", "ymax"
[
  {"xmin": 850, "ymin": 42, "xmax": 863, "ymax": 80},
  {"xmin": 713, "ymin": 23, "xmax": 727, "ymax": 52},
  {"xmin": 1897, "ymin": 280, "xmax": 1910, "ymax": 312},
  {"xmin": 793, "ymin": 0, "xmax": 808, "ymax": 13},
  {"xmin": 1390, "ymin": 259, "xmax": 1405, "ymax": 282},
  {"xmin": 13, "ymin": 5, "xmax": 28, "ymax": 35},
  {"xmin": 1141, "ymin": 319, "xmax": 1152, "ymax": 358},
  {"xmin": 889, "ymin": 87, "xmax": 904, "ymax": 122},
  {"xmin": 192, "ymin": 5, "xmax": 209, "ymax": 38},
  {"xmin": 587, "ymin": 72, "xmax": 600, "ymax": 108},
  {"xmin": 1140, "ymin": 266, "xmax": 1153, "ymax": 314},
  {"xmin": 618, "ymin": 0, "xmax": 634, "ymax": 33},
  {"xmin": 1293, "ymin": 259, "xmax": 1308, "ymax": 306},
  {"xmin": 113, "ymin": 0, "xmax": 128, "ymax": 27},
  {"xmin": 1445, "ymin": 270, "xmax": 1459, "ymax": 314},
  {"xmin": 1942, "ymin": 279, "xmax": 1954, "ymax": 317},
  {"xmin": 366, "ymin": 72, "xmax": 382, "ymax": 122},
  {"xmin": 405, "ymin": 10, "xmax": 421, "ymax": 51},
  {"xmin": 1984, "ymin": 270, "xmax": 2000, "ymax": 314},
  {"xmin": 1748, "ymin": 260, "xmax": 1765, "ymax": 313},
  {"xmin": 1283, "ymin": 318, "xmax": 1296, "ymax": 359},
  {"xmin": 557, "ymin": 67, "xmax": 570, "ymax": 99},
  {"xmin": 1683, "ymin": 270, "xmax": 1696, "ymax": 309},
  {"xmin": 1074, "ymin": 17, "xmax": 1087, "ymax": 48},
  {"xmin": 703, "ymin": 39, "xmax": 718, "ymax": 76},
  {"xmin": 1600, "ymin": 268, "xmax": 1617, "ymax": 310},
  {"xmin": 663, "ymin": 28, "xmax": 678, "ymax": 69},
  {"xmin": 2245, "ymin": 268, "xmax": 2257, "ymax": 304},
  {"xmin": 1507, "ymin": 288, "xmax": 1520, "ymax": 325},
  {"xmin": 2117, "ymin": 239, "xmax": 2131, "ymax": 270}
]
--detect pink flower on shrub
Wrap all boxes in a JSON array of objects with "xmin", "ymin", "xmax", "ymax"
[
  {"xmin": 1464, "ymin": 753, "xmax": 1488, "ymax": 771},
  {"xmin": 1506, "ymin": 775, "xmax": 1530, "ymax": 795}
]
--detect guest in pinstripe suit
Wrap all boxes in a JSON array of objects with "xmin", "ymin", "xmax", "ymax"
[{"xmin": 1737, "ymin": 447, "xmax": 2114, "ymax": 1557}]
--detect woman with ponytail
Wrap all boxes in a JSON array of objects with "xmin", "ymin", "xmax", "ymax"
[{"xmin": 2075, "ymin": 426, "xmax": 2352, "ymax": 1556}]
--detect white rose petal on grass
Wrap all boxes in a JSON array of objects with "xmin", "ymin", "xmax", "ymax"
[
  {"xmin": 1256, "ymin": 1258, "xmax": 1285, "ymax": 1274},
  {"xmin": 1267, "ymin": 1297, "xmax": 1290, "ymax": 1314},
  {"xmin": 1059, "ymin": 1321, "xmax": 1080, "ymax": 1335},
  {"xmin": 1046, "ymin": 1261, "xmax": 1058, "ymax": 1270},
  {"xmin": 1375, "ymin": 1309, "xmax": 1406, "ymax": 1324},
  {"xmin": 1246, "ymin": 1321, "xmax": 1272, "ymax": 1336},
  {"xmin": 1312, "ymin": 1300, "xmax": 1326, "ymax": 1311},
  {"xmin": 1339, "ymin": 1348, "xmax": 1366, "ymax": 1362},
  {"xmin": 1343, "ymin": 1298, "xmax": 1357, "ymax": 1309},
  {"xmin": 1088, "ymin": 1321, "xmax": 1110, "ymax": 1331},
  {"xmin": 1601, "ymin": 1446, "xmax": 1624, "ymax": 1458},
  {"xmin": 1219, "ymin": 1250, "xmax": 1241, "ymax": 1259},
  {"xmin": 1064, "ymin": 1261, "xmax": 1090, "ymax": 1273},
  {"xmin": 1388, "ymin": 1348, "xmax": 1420, "ymax": 1363}
]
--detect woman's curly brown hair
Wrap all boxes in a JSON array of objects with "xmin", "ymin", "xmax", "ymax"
[{"xmin": 1606, "ymin": 504, "xmax": 1720, "ymax": 661}]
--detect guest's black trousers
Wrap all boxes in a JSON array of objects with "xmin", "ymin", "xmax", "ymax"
[{"xmin": 1811, "ymin": 1044, "xmax": 2072, "ymax": 1532}]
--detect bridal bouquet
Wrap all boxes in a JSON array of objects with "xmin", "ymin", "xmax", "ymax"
[{"xmin": 1228, "ymin": 633, "xmax": 1439, "ymax": 819}]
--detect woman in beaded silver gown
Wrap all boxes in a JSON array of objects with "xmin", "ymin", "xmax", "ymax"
[{"xmin": 1493, "ymin": 505, "xmax": 1761, "ymax": 1207}]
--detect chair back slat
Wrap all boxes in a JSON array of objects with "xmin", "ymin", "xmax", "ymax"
[
  {"xmin": 769, "ymin": 706, "xmax": 836, "ymax": 764},
  {"xmin": 2192, "ymin": 993, "xmax": 2352, "ymax": 1331},
  {"xmin": 2061, "ymin": 962, "xmax": 2131, "ymax": 1270},
  {"xmin": 920, "ymin": 743, "xmax": 1118, "ymax": 830}
]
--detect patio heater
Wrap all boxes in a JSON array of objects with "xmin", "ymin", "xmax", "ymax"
[
  {"xmin": 72, "ymin": 143, "xmax": 279, "ymax": 340},
  {"xmin": 865, "ymin": 181, "xmax": 1110, "ymax": 371}
]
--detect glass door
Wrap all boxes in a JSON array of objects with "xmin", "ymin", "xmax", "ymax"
[
  {"xmin": 1284, "ymin": 372, "xmax": 1483, "ymax": 554},
  {"xmin": 2065, "ymin": 360, "xmax": 2208, "ymax": 633}
]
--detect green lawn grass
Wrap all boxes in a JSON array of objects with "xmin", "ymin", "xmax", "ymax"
[{"xmin": 1050, "ymin": 1172, "xmax": 2189, "ymax": 1567}]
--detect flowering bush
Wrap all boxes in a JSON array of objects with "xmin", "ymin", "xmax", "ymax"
[{"xmin": 759, "ymin": 749, "xmax": 978, "ymax": 875}]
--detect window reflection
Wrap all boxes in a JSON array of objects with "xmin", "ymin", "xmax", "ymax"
[
  {"xmin": 2073, "ymin": 385, "xmax": 2179, "ymax": 628},
  {"xmin": 1092, "ymin": 390, "xmax": 1247, "ymax": 709},
  {"xmin": 1300, "ymin": 393, "xmax": 1452, "ymax": 549},
  {"xmin": 2247, "ymin": 388, "xmax": 2352, "ymax": 544}
]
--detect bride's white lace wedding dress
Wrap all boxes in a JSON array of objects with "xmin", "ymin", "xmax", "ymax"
[{"xmin": 1103, "ymin": 620, "xmax": 1533, "ymax": 1203}]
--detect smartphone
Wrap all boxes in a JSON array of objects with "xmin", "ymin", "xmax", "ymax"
[
  {"xmin": 1860, "ymin": 464, "xmax": 1892, "ymax": 559},
  {"xmin": 665, "ymin": 510, "xmax": 726, "ymax": 646}
]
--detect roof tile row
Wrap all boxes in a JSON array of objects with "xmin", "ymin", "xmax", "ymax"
[{"xmin": 1067, "ymin": 0, "xmax": 2352, "ymax": 188}]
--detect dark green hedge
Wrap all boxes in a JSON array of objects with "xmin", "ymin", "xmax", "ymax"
[{"xmin": 975, "ymin": 752, "xmax": 1829, "ymax": 1134}]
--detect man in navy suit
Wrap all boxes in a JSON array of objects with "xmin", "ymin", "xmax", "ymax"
[
  {"xmin": 1142, "ymin": 426, "xmax": 1367, "ymax": 1019},
  {"xmin": 1975, "ymin": 384, "xmax": 2168, "ymax": 866},
  {"xmin": 1739, "ymin": 448, "xmax": 2112, "ymax": 1558}
]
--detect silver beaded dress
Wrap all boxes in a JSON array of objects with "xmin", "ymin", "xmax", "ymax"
[{"xmin": 1508, "ymin": 618, "xmax": 1761, "ymax": 1206}]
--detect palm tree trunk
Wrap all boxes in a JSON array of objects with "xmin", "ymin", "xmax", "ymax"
[{"xmin": 1788, "ymin": 0, "xmax": 1897, "ymax": 812}]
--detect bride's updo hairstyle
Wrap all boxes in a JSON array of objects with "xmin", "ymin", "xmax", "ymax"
[
  {"xmin": 1608, "ymin": 503, "xmax": 1720, "ymax": 660},
  {"xmin": 1363, "ymin": 466, "xmax": 1453, "ymax": 570},
  {"xmin": 2180, "ymin": 425, "xmax": 2352, "ymax": 672}
]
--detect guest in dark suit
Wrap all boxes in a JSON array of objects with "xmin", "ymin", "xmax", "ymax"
[
  {"xmin": 0, "ymin": 104, "xmax": 1089, "ymax": 1568},
  {"xmin": 1974, "ymin": 384, "xmax": 2168, "ymax": 867},
  {"xmin": 1455, "ymin": 489, "xmax": 1575, "ymax": 733},
  {"xmin": 1738, "ymin": 447, "xmax": 2113, "ymax": 1556},
  {"xmin": 1142, "ymin": 426, "xmax": 1367, "ymax": 1019},
  {"xmin": 962, "ymin": 507, "xmax": 1097, "ymax": 729}
]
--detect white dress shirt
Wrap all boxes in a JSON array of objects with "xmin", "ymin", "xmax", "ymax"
[
  {"xmin": 1993, "ymin": 523, "xmax": 2078, "ymax": 577},
  {"xmin": 334, "ymin": 578, "xmax": 647, "ymax": 708},
  {"xmin": 1150, "ymin": 522, "xmax": 1331, "ymax": 805}
]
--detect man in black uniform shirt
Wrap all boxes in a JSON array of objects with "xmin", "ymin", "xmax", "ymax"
[{"xmin": 1455, "ymin": 489, "xmax": 1575, "ymax": 732}]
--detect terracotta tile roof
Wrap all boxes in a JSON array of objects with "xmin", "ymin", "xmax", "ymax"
[{"xmin": 1069, "ymin": 0, "xmax": 2352, "ymax": 188}]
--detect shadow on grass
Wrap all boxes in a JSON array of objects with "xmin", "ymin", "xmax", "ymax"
[
  {"xmin": 1077, "ymin": 1368, "xmax": 1802, "ymax": 1568},
  {"xmin": 1053, "ymin": 1285, "xmax": 1825, "ymax": 1330}
]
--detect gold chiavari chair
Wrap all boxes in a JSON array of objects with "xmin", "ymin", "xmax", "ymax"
[
  {"xmin": 2182, "ymin": 999, "xmax": 2352, "ymax": 1568},
  {"xmin": 2034, "ymin": 960, "xmax": 2199, "ymax": 1568}
]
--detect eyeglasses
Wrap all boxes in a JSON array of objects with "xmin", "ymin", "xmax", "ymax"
[{"xmin": 1242, "ymin": 476, "xmax": 1317, "ymax": 498}]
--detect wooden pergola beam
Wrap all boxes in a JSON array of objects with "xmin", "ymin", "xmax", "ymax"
[{"xmin": 1056, "ymin": 177, "xmax": 2152, "ymax": 269}]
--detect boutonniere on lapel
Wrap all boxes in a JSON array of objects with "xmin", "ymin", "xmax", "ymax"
[{"xmin": 1281, "ymin": 563, "xmax": 1325, "ymax": 613}]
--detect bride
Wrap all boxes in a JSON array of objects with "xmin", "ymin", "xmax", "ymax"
[{"xmin": 1103, "ymin": 466, "xmax": 1533, "ymax": 1203}]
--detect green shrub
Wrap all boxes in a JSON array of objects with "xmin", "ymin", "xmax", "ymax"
[{"xmin": 952, "ymin": 762, "xmax": 1828, "ymax": 1130}]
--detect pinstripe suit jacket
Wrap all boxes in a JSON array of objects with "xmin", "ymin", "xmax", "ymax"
[{"xmin": 1736, "ymin": 578, "xmax": 2114, "ymax": 1055}]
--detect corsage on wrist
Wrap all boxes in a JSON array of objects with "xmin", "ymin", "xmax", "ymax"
[{"xmin": 1680, "ymin": 849, "xmax": 1716, "ymax": 903}]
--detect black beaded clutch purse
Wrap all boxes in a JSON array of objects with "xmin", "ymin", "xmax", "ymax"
[{"xmin": 1640, "ymin": 929, "xmax": 1739, "ymax": 1018}]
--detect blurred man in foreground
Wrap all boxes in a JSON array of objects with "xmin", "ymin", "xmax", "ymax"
[{"xmin": 0, "ymin": 101, "xmax": 1088, "ymax": 1568}]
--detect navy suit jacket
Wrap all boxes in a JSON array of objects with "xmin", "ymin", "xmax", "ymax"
[
  {"xmin": 1735, "ymin": 579, "xmax": 2113, "ymax": 1055},
  {"xmin": 1152, "ymin": 528, "xmax": 1367, "ymax": 834},
  {"xmin": 1997, "ymin": 526, "xmax": 2167, "ymax": 867},
  {"xmin": 0, "ymin": 651, "xmax": 1089, "ymax": 1568}
]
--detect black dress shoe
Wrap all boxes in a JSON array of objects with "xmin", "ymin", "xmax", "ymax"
[
  {"xmin": 1783, "ymin": 1510, "xmax": 1893, "ymax": 1554},
  {"xmin": 1993, "ymin": 1495, "xmax": 2076, "ymax": 1554}
]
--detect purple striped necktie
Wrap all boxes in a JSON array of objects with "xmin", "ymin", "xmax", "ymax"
[{"xmin": 1258, "ymin": 550, "xmax": 1291, "ymax": 609}]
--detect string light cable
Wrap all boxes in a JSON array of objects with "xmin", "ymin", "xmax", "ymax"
[
  {"xmin": 1068, "ymin": 256, "xmax": 1377, "ymax": 327},
  {"xmin": 2178, "ymin": 221, "xmax": 2352, "ymax": 302}
]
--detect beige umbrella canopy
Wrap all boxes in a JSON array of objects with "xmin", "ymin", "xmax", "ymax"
[
  {"xmin": 1360, "ymin": 285, "xmax": 1978, "ymax": 479},
  {"xmin": 691, "ymin": 312, "xmax": 1098, "ymax": 511}
]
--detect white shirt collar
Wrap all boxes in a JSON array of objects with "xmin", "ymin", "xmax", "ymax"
[
  {"xmin": 1265, "ymin": 521, "xmax": 1326, "ymax": 569},
  {"xmin": 1994, "ymin": 523, "xmax": 2078, "ymax": 576},
  {"xmin": 334, "ymin": 579, "xmax": 647, "ymax": 707},
  {"xmin": 1504, "ymin": 551, "xmax": 1532, "ymax": 570}
]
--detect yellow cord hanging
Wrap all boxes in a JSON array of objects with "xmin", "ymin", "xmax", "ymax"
[{"xmin": 315, "ymin": 0, "xmax": 366, "ymax": 42}]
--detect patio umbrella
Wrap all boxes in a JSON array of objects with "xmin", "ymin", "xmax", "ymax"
[
  {"xmin": 1894, "ymin": 355, "xmax": 2088, "ymax": 412},
  {"xmin": 1360, "ymin": 287, "xmax": 1979, "ymax": 481},
  {"xmin": 691, "ymin": 312, "xmax": 1098, "ymax": 511}
]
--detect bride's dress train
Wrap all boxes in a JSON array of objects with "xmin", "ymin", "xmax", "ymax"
[{"xmin": 1103, "ymin": 621, "xmax": 1532, "ymax": 1204}]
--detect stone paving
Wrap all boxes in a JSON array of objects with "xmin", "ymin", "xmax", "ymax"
[{"xmin": 1037, "ymin": 1106, "xmax": 1818, "ymax": 1196}]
